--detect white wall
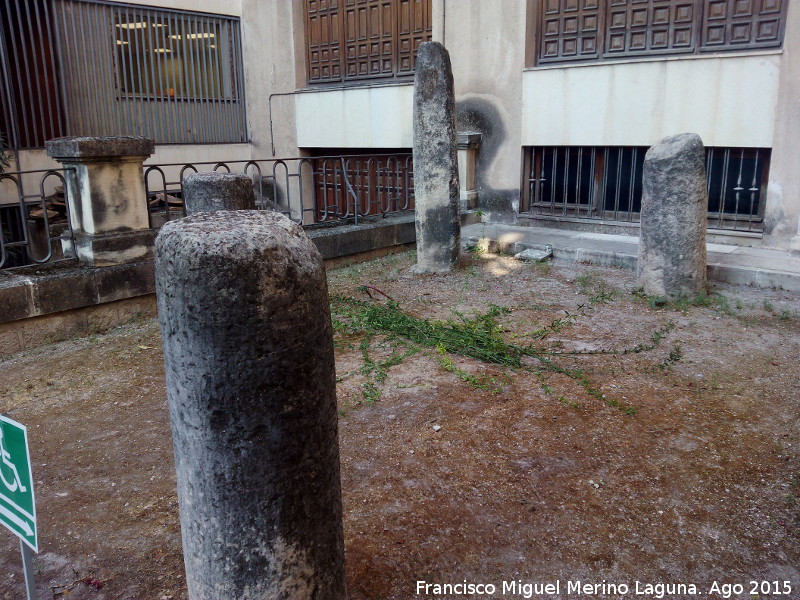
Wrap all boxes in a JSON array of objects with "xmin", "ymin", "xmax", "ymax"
[
  {"xmin": 294, "ymin": 85, "xmax": 414, "ymax": 149},
  {"xmin": 522, "ymin": 53, "xmax": 780, "ymax": 148}
]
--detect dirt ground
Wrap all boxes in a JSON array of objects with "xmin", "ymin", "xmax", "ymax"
[{"xmin": 1, "ymin": 249, "xmax": 799, "ymax": 600}]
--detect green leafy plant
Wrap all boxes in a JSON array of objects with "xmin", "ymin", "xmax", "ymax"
[{"xmin": 330, "ymin": 293, "xmax": 646, "ymax": 415}]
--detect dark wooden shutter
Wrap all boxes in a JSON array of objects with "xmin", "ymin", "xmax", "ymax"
[
  {"xmin": 306, "ymin": 0, "xmax": 342, "ymax": 83},
  {"xmin": 539, "ymin": 0, "xmax": 602, "ymax": 63},
  {"xmin": 342, "ymin": 0, "xmax": 394, "ymax": 80},
  {"xmin": 605, "ymin": 0, "xmax": 697, "ymax": 57},
  {"xmin": 701, "ymin": 0, "xmax": 786, "ymax": 50},
  {"xmin": 396, "ymin": 0, "xmax": 431, "ymax": 75},
  {"xmin": 535, "ymin": 0, "xmax": 787, "ymax": 65},
  {"xmin": 305, "ymin": 0, "xmax": 431, "ymax": 84}
]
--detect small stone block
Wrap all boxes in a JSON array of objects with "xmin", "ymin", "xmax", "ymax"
[
  {"xmin": 183, "ymin": 172, "xmax": 256, "ymax": 215},
  {"xmin": 515, "ymin": 248, "xmax": 553, "ymax": 262}
]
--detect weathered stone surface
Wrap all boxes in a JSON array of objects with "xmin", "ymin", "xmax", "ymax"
[
  {"xmin": 413, "ymin": 41, "xmax": 460, "ymax": 273},
  {"xmin": 515, "ymin": 248, "xmax": 552, "ymax": 262},
  {"xmin": 47, "ymin": 136, "xmax": 154, "ymax": 266},
  {"xmin": 45, "ymin": 136, "xmax": 154, "ymax": 159},
  {"xmin": 154, "ymin": 210, "xmax": 346, "ymax": 600},
  {"xmin": 638, "ymin": 133, "xmax": 708, "ymax": 298},
  {"xmin": 183, "ymin": 172, "xmax": 256, "ymax": 215}
]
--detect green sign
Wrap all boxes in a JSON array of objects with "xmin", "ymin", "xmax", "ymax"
[{"xmin": 0, "ymin": 416, "xmax": 37, "ymax": 552}]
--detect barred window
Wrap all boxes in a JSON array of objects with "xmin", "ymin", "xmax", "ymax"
[
  {"xmin": 305, "ymin": 0, "xmax": 432, "ymax": 84},
  {"xmin": 0, "ymin": 0, "xmax": 248, "ymax": 150},
  {"xmin": 536, "ymin": 0, "xmax": 788, "ymax": 65},
  {"xmin": 114, "ymin": 8, "xmax": 237, "ymax": 101},
  {"xmin": 521, "ymin": 146, "xmax": 770, "ymax": 232}
]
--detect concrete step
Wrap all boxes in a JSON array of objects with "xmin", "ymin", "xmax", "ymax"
[{"xmin": 462, "ymin": 223, "xmax": 800, "ymax": 291}]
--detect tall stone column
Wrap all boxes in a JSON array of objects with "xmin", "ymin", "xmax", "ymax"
[
  {"xmin": 45, "ymin": 136, "xmax": 154, "ymax": 267},
  {"xmin": 183, "ymin": 172, "xmax": 256, "ymax": 215},
  {"xmin": 638, "ymin": 132, "xmax": 708, "ymax": 298},
  {"xmin": 413, "ymin": 41, "xmax": 460, "ymax": 273},
  {"xmin": 155, "ymin": 211, "xmax": 346, "ymax": 600}
]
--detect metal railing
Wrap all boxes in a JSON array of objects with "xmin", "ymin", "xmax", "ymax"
[
  {"xmin": 522, "ymin": 146, "xmax": 769, "ymax": 232},
  {"xmin": 0, "ymin": 168, "xmax": 75, "ymax": 269},
  {"xmin": 144, "ymin": 154, "xmax": 415, "ymax": 228}
]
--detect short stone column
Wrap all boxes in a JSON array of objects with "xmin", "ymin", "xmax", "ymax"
[
  {"xmin": 457, "ymin": 132, "xmax": 481, "ymax": 211},
  {"xmin": 154, "ymin": 211, "xmax": 346, "ymax": 600},
  {"xmin": 183, "ymin": 172, "xmax": 256, "ymax": 215},
  {"xmin": 638, "ymin": 132, "xmax": 708, "ymax": 298},
  {"xmin": 45, "ymin": 136, "xmax": 154, "ymax": 267},
  {"xmin": 413, "ymin": 41, "xmax": 460, "ymax": 273}
]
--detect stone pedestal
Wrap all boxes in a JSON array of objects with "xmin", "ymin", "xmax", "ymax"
[
  {"xmin": 46, "ymin": 136, "xmax": 155, "ymax": 267},
  {"xmin": 183, "ymin": 172, "xmax": 256, "ymax": 215},
  {"xmin": 155, "ymin": 211, "xmax": 346, "ymax": 600},
  {"xmin": 457, "ymin": 132, "xmax": 481, "ymax": 211},
  {"xmin": 413, "ymin": 41, "xmax": 460, "ymax": 273},
  {"xmin": 638, "ymin": 132, "xmax": 708, "ymax": 298}
]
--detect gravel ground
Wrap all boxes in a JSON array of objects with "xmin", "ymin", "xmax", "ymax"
[{"xmin": 0, "ymin": 249, "xmax": 798, "ymax": 600}]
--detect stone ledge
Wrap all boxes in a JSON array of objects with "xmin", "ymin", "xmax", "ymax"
[
  {"xmin": 307, "ymin": 213, "xmax": 416, "ymax": 260},
  {"xmin": 0, "ymin": 260, "xmax": 155, "ymax": 325},
  {"xmin": 73, "ymin": 230, "xmax": 157, "ymax": 266},
  {"xmin": 457, "ymin": 132, "xmax": 482, "ymax": 149},
  {"xmin": 0, "ymin": 216, "xmax": 418, "ymax": 326},
  {"xmin": 46, "ymin": 136, "xmax": 155, "ymax": 159}
]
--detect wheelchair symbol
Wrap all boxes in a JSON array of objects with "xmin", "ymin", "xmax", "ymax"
[{"xmin": 0, "ymin": 427, "xmax": 26, "ymax": 494}]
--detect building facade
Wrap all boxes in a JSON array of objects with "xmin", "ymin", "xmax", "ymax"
[{"xmin": 3, "ymin": 0, "xmax": 799, "ymax": 251}]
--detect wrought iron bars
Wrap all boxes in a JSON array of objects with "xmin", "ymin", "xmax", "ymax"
[
  {"xmin": 144, "ymin": 154, "xmax": 414, "ymax": 228},
  {"xmin": 0, "ymin": 168, "xmax": 75, "ymax": 269},
  {"xmin": 524, "ymin": 145, "xmax": 768, "ymax": 232}
]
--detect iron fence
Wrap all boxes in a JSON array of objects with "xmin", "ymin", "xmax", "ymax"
[
  {"xmin": 0, "ymin": 168, "xmax": 75, "ymax": 269},
  {"xmin": 144, "ymin": 154, "xmax": 415, "ymax": 228},
  {"xmin": 522, "ymin": 146, "xmax": 769, "ymax": 232}
]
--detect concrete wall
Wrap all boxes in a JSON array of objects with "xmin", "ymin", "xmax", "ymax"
[
  {"xmin": 295, "ymin": 85, "xmax": 414, "ymax": 149},
  {"xmin": 766, "ymin": 1, "xmax": 800, "ymax": 250},
  {"xmin": 521, "ymin": 53, "xmax": 780, "ymax": 147},
  {"xmin": 7, "ymin": 0, "xmax": 800, "ymax": 250},
  {"xmin": 443, "ymin": 0, "xmax": 527, "ymax": 220},
  {"xmin": 243, "ymin": 0, "xmax": 302, "ymax": 159}
]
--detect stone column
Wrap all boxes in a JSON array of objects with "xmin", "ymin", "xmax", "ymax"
[
  {"xmin": 45, "ymin": 136, "xmax": 154, "ymax": 267},
  {"xmin": 638, "ymin": 132, "xmax": 708, "ymax": 298},
  {"xmin": 155, "ymin": 211, "xmax": 346, "ymax": 600},
  {"xmin": 183, "ymin": 172, "xmax": 256, "ymax": 215},
  {"xmin": 413, "ymin": 41, "xmax": 460, "ymax": 273}
]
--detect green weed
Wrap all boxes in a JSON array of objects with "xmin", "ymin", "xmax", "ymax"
[
  {"xmin": 659, "ymin": 344, "xmax": 683, "ymax": 370},
  {"xmin": 435, "ymin": 345, "xmax": 505, "ymax": 393}
]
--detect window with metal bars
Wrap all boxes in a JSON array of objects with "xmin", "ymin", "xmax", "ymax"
[
  {"xmin": 521, "ymin": 146, "xmax": 770, "ymax": 232},
  {"xmin": 535, "ymin": 0, "xmax": 788, "ymax": 66},
  {"xmin": 113, "ymin": 7, "xmax": 235, "ymax": 101},
  {"xmin": 304, "ymin": 0, "xmax": 432, "ymax": 84},
  {"xmin": 0, "ymin": 0, "xmax": 247, "ymax": 150}
]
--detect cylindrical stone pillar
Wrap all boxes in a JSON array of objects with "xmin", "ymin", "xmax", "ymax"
[
  {"xmin": 182, "ymin": 172, "xmax": 256, "ymax": 215},
  {"xmin": 154, "ymin": 211, "xmax": 346, "ymax": 600},
  {"xmin": 413, "ymin": 41, "xmax": 460, "ymax": 273},
  {"xmin": 638, "ymin": 132, "xmax": 708, "ymax": 298}
]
